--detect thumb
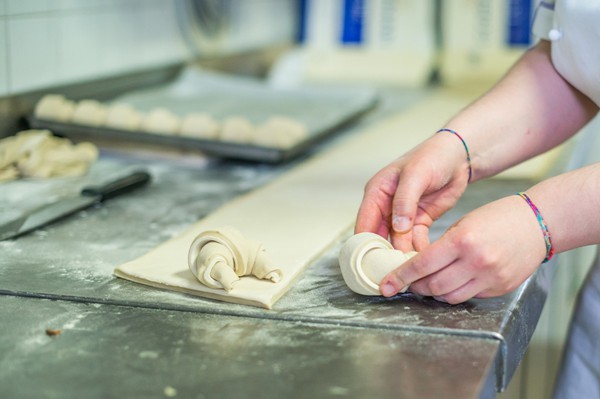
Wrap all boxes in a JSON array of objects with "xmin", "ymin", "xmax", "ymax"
[{"xmin": 391, "ymin": 173, "xmax": 428, "ymax": 234}]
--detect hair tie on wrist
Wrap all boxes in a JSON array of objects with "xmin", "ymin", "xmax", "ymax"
[
  {"xmin": 436, "ymin": 128, "xmax": 472, "ymax": 182},
  {"xmin": 517, "ymin": 192, "xmax": 555, "ymax": 263}
]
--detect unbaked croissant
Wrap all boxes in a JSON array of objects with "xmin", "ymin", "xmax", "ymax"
[
  {"xmin": 339, "ymin": 232, "xmax": 417, "ymax": 296},
  {"xmin": 188, "ymin": 226, "xmax": 282, "ymax": 291}
]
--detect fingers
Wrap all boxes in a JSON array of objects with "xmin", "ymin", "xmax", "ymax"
[
  {"xmin": 355, "ymin": 170, "xmax": 398, "ymax": 236},
  {"xmin": 355, "ymin": 196, "xmax": 388, "ymax": 235},
  {"xmin": 380, "ymin": 237, "xmax": 460, "ymax": 297},
  {"xmin": 390, "ymin": 228, "xmax": 414, "ymax": 253},
  {"xmin": 391, "ymin": 169, "xmax": 430, "ymax": 235},
  {"xmin": 409, "ymin": 260, "xmax": 471, "ymax": 298},
  {"xmin": 411, "ymin": 224, "xmax": 431, "ymax": 251},
  {"xmin": 390, "ymin": 223, "xmax": 430, "ymax": 253},
  {"xmin": 433, "ymin": 279, "xmax": 483, "ymax": 304}
]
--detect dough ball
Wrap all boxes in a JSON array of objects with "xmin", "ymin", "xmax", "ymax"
[
  {"xmin": 72, "ymin": 99, "xmax": 108, "ymax": 127},
  {"xmin": 140, "ymin": 108, "xmax": 181, "ymax": 135},
  {"xmin": 180, "ymin": 113, "xmax": 220, "ymax": 139},
  {"xmin": 253, "ymin": 116, "xmax": 308, "ymax": 149},
  {"xmin": 0, "ymin": 129, "xmax": 98, "ymax": 181},
  {"xmin": 220, "ymin": 117, "xmax": 255, "ymax": 144},
  {"xmin": 34, "ymin": 94, "xmax": 75, "ymax": 122},
  {"xmin": 105, "ymin": 103, "xmax": 143, "ymax": 131}
]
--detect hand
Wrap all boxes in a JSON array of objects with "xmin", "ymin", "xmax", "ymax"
[
  {"xmin": 355, "ymin": 134, "xmax": 470, "ymax": 252},
  {"xmin": 379, "ymin": 195, "xmax": 547, "ymax": 304}
]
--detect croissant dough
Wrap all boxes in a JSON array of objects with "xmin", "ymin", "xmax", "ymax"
[
  {"xmin": 188, "ymin": 226, "xmax": 282, "ymax": 291},
  {"xmin": 339, "ymin": 232, "xmax": 416, "ymax": 296},
  {"xmin": 114, "ymin": 89, "xmax": 489, "ymax": 309},
  {"xmin": 0, "ymin": 130, "xmax": 98, "ymax": 182}
]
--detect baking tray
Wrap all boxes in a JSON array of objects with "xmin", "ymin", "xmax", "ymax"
[{"xmin": 28, "ymin": 68, "xmax": 378, "ymax": 163}]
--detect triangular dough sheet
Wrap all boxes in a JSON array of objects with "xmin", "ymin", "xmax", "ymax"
[{"xmin": 114, "ymin": 89, "xmax": 562, "ymax": 308}]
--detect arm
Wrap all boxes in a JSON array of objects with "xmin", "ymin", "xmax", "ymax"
[
  {"xmin": 446, "ymin": 40, "xmax": 598, "ymax": 180},
  {"xmin": 356, "ymin": 41, "xmax": 598, "ymax": 253},
  {"xmin": 383, "ymin": 162, "xmax": 600, "ymax": 303}
]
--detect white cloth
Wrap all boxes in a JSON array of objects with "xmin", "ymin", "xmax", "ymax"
[
  {"xmin": 532, "ymin": 0, "xmax": 600, "ymax": 107},
  {"xmin": 531, "ymin": 1, "xmax": 600, "ymax": 397},
  {"xmin": 553, "ymin": 252, "xmax": 600, "ymax": 398}
]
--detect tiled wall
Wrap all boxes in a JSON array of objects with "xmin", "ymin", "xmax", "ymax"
[{"xmin": 0, "ymin": 0, "xmax": 189, "ymax": 96}]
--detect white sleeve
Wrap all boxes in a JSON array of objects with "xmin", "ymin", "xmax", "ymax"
[{"xmin": 532, "ymin": 0, "xmax": 556, "ymax": 40}]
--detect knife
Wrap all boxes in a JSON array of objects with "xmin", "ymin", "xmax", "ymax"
[{"xmin": 0, "ymin": 170, "xmax": 151, "ymax": 241}]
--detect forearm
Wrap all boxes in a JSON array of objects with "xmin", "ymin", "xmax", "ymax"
[
  {"xmin": 444, "ymin": 41, "xmax": 598, "ymax": 181},
  {"xmin": 526, "ymin": 163, "xmax": 600, "ymax": 253}
]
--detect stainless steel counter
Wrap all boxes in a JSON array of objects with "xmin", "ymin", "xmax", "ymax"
[
  {"xmin": 0, "ymin": 295, "xmax": 500, "ymax": 399},
  {"xmin": 0, "ymin": 90, "xmax": 554, "ymax": 398}
]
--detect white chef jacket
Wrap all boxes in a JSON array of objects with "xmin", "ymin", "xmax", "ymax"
[
  {"xmin": 533, "ymin": 0, "xmax": 600, "ymax": 107},
  {"xmin": 532, "ymin": 1, "xmax": 600, "ymax": 398}
]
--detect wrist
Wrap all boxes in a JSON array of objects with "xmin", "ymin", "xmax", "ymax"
[
  {"xmin": 514, "ymin": 192, "xmax": 555, "ymax": 263},
  {"xmin": 432, "ymin": 128, "xmax": 473, "ymax": 183}
]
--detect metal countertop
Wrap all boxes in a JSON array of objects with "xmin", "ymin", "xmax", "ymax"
[
  {"xmin": 0, "ymin": 295, "xmax": 499, "ymax": 399},
  {"xmin": 0, "ymin": 90, "xmax": 554, "ymax": 398}
]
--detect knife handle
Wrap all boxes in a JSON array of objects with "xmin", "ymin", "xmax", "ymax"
[{"xmin": 81, "ymin": 171, "xmax": 151, "ymax": 201}]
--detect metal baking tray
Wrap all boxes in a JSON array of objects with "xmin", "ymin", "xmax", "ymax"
[{"xmin": 28, "ymin": 68, "xmax": 378, "ymax": 163}]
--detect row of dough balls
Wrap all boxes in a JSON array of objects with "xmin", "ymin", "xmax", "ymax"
[{"xmin": 34, "ymin": 94, "xmax": 309, "ymax": 149}]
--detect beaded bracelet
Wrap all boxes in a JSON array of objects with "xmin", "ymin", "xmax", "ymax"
[
  {"xmin": 517, "ymin": 192, "xmax": 555, "ymax": 263},
  {"xmin": 436, "ymin": 128, "xmax": 472, "ymax": 182}
]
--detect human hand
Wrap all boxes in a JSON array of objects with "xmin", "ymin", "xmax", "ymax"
[
  {"xmin": 355, "ymin": 133, "xmax": 471, "ymax": 252},
  {"xmin": 379, "ymin": 195, "xmax": 548, "ymax": 304}
]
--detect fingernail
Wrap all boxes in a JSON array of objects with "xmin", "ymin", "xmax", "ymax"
[
  {"xmin": 392, "ymin": 215, "xmax": 410, "ymax": 233},
  {"xmin": 381, "ymin": 283, "xmax": 397, "ymax": 297}
]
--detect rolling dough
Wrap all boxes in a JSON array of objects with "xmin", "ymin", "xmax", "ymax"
[
  {"xmin": 114, "ymin": 89, "xmax": 499, "ymax": 308},
  {"xmin": 34, "ymin": 94, "xmax": 75, "ymax": 122},
  {"xmin": 253, "ymin": 116, "xmax": 308, "ymax": 149},
  {"xmin": 72, "ymin": 99, "xmax": 108, "ymax": 127},
  {"xmin": 339, "ymin": 232, "xmax": 416, "ymax": 296},
  {"xmin": 188, "ymin": 226, "xmax": 282, "ymax": 291},
  {"xmin": 220, "ymin": 117, "xmax": 255, "ymax": 144},
  {"xmin": 141, "ymin": 108, "xmax": 181, "ymax": 135},
  {"xmin": 180, "ymin": 113, "xmax": 220, "ymax": 139},
  {"xmin": 105, "ymin": 103, "xmax": 143, "ymax": 131},
  {"xmin": 0, "ymin": 129, "xmax": 98, "ymax": 181}
]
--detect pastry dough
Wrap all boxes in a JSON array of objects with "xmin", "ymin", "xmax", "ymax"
[
  {"xmin": 141, "ymin": 108, "xmax": 181, "ymax": 135},
  {"xmin": 105, "ymin": 103, "xmax": 143, "ymax": 131},
  {"xmin": 339, "ymin": 232, "xmax": 416, "ymax": 296},
  {"xmin": 180, "ymin": 113, "xmax": 220, "ymax": 139},
  {"xmin": 34, "ymin": 94, "xmax": 75, "ymax": 122},
  {"xmin": 0, "ymin": 129, "xmax": 98, "ymax": 181},
  {"xmin": 220, "ymin": 117, "xmax": 255, "ymax": 144},
  {"xmin": 114, "ymin": 89, "xmax": 522, "ymax": 309},
  {"xmin": 25, "ymin": 87, "xmax": 566, "ymax": 308},
  {"xmin": 188, "ymin": 226, "xmax": 282, "ymax": 291},
  {"xmin": 253, "ymin": 116, "xmax": 308, "ymax": 149},
  {"xmin": 72, "ymin": 100, "xmax": 108, "ymax": 126}
]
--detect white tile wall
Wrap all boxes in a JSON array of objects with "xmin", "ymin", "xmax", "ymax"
[
  {"xmin": 1, "ymin": 1, "xmax": 189, "ymax": 95},
  {"xmin": 51, "ymin": 0, "xmax": 114, "ymax": 12},
  {"xmin": 56, "ymin": 11, "xmax": 106, "ymax": 84},
  {"xmin": 0, "ymin": 21, "xmax": 8, "ymax": 95},
  {"xmin": 0, "ymin": 0, "xmax": 297, "ymax": 96},
  {"xmin": 6, "ymin": 0, "xmax": 49, "ymax": 15},
  {"xmin": 8, "ymin": 16, "xmax": 59, "ymax": 93}
]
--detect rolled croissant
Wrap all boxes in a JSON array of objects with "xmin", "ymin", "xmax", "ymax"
[
  {"xmin": 339, "ymin": 232, "xmax": 417, "ymax": 296},
  {"xmin": 188, "ymin": 226, "xmax": 282, "ymax": 291}
]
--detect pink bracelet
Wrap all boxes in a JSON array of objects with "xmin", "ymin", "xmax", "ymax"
[
  {"xmin": 437, "ymin": 128, "xmax": 472, "ymax": 182},
  {"xmin": 517, "ymin": 192, "xmax": 555, "ymax": 263}
]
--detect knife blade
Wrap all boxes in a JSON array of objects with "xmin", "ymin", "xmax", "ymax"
[{"xmin": 0, "ymin": 170, "xmax": 151, "ymax": 241}]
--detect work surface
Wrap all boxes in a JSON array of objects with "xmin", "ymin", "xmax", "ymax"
[{"xmin": 0, "ymin": 92, "xmax": 555, "ymax": 399}]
